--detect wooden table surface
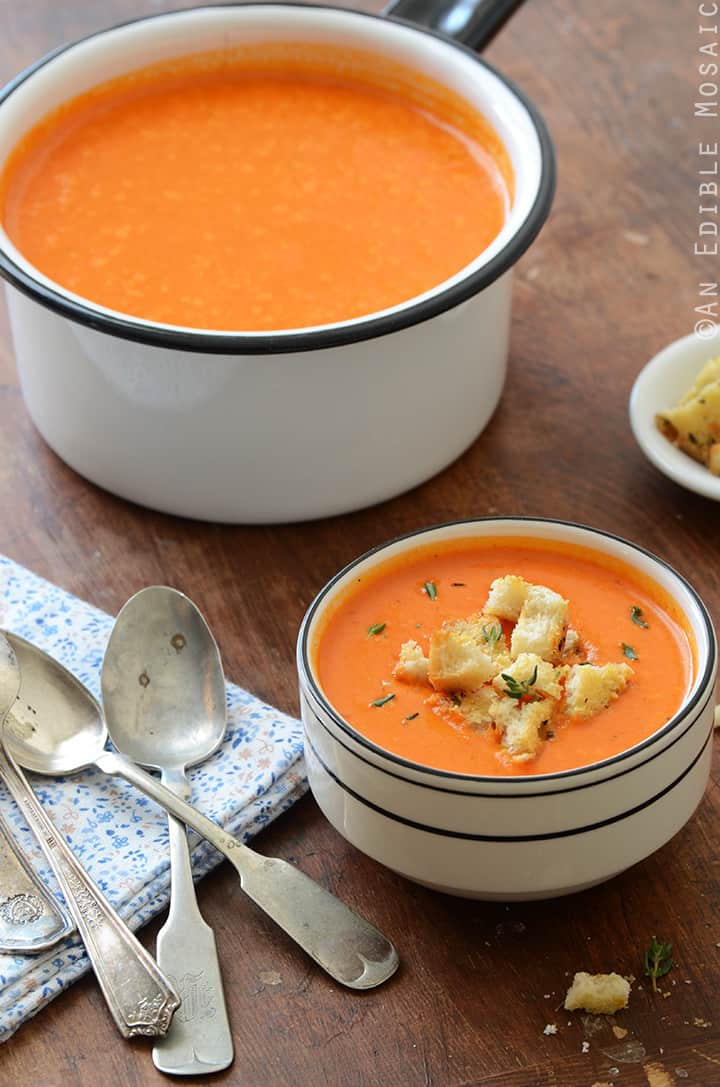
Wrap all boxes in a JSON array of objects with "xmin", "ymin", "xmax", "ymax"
[{"xmin": 1, "ymin": 1, "xmax": 719, "ymax": 1084}]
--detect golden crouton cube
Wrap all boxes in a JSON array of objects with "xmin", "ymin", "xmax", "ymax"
[
  {"xmin": 428, "ymin": 626, "xmax": 497, "ymax": 691},
  {"xmin": 393, "ymin": 640, "xmax": 430, "ymax": 685},
  {"xmin": 679, "ymin": 355, "xmax": 720, "ymax": 403},
  {"xmin": 565, "ymin": 662, "xmax": 633, "ymax": 719},
  {"xmin": 489, "ymin": 695, "xmax": 552, "ymax": 761},
  {"xmin": 458, "ymin": 687, "xmax": 495, "ymax": 728},
  {"xmin": 656, "ymin": 356, "xmax": 720, "ymax": 468},
  {"xmin": 564, "ymin": 972, "xmax": 631, "ymax": 1014},
  {"xmin": 484, "ymin": 576, "xmax": 531, "ymax": 620},
  {"xmin": 510, "ymin": 585, "xmax": 569, "ymax": 662},
  {"xmin": 493, "ymin": 653, "xmax": 566, "ymax": 701}
]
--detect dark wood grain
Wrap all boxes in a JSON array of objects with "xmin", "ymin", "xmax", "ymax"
[{"xmin": 1, "ymin": 1, "xmax": 719, "ymax": 1084}]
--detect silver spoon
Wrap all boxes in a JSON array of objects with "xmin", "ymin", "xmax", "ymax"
[
  {"xmin": 0, "ymin": 633, "xmax": 180, "ymax": 1037},
  {"xmin": 0, "ymin": 637, "xmax": 74, "ymax": 953},
  {"xmin": 103, "ymin": 587, "xmax": 233, "ymax": 1075},
  {"xmin": 1, "ymin": 630, "xmax": 399, "ymax": 990}
]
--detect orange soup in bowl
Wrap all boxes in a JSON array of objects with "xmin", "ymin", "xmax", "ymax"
[
  {"xmin": 313, "ymin": 536, "xmax": 695, "ymax": 776},
  {"xmin": 0, "ymin": 46, "xmax": 512, "ymax": 332}
]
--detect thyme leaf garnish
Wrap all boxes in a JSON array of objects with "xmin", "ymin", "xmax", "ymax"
[
  {"xmin": 631, "ymin": 606, "xmax": 649, "ymax": 629},
  {"xmin": 403, "ymin": 712, "xmax": 419, "ymax": 722},
  {"xmin": 367, "ymin": 622, "xmax": 386, "ymax": 637},
  {"xmin": 622, "ymin": 642, "xmax": 638, "ymax": 661},
  {"xmin": 501, "ymin": 665, "xmax": 542, "ymax": 702},
  {"xmin": 423, "ymin": 581, "xmax": 438, "ymax": 600},
  {"xmin": 643, "ymin": 936, "xmax": 673, "ymax": 992},
  {"xmin": 371, "ymin": 693, "xmax": 395, "ymax": 708},
  {"xmin": 482, "ymin": 623, "xmax": 502, "ymax": 645}
]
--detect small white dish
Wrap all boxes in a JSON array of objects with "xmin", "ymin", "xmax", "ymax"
[{"xmin": 630, "ymin": 329, "xmax": 720, "ymax": 500}]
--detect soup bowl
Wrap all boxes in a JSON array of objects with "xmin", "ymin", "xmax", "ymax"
[
  {"xmin": 297, "ymin": 517, "xmax": 717, "ymax": 900},
  {"xmin": 0, "ymin": 3, "xmax": 553, "ymax": 523}
]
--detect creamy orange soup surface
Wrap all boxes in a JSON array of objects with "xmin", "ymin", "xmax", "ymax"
[
  {"xmin": 313, "ymin": 537, "xmax": 695, "ymax": 776},
  {"xmin": 0, "ymin": 46, "xmax": 512, "ymax": 331}
]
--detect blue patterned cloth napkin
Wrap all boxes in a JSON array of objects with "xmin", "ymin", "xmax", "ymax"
[{"xmin": 0, "ymin": 554, "xmax": 307, "ymax": 1041}]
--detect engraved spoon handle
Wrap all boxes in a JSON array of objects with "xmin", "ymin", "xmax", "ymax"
[
  {"xmin": 0, "ymin": 808, "xmax": 74, "ymax": 953},
  {"xmin": 97, "ymin": 749, "xmax": 399, "ymax": 990},
  {"xmin": 152, "ymin": 767, "xmax": 233, "ymax": 1074},
  {"xmin": 0, "ymin": 744, "xmax": 180, "ymax": 1037}
]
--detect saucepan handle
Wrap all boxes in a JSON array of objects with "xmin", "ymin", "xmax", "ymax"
[{"xmin": 382, "ymin": 0, "xmax": 526, "ymax": 51}]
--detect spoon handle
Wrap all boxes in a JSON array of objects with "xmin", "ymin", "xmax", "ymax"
[
  {"xmin": 0, "ymin": 745, "xmax": 181, "ymax": 1037},
  {"xmin": 152, "ymin": 768, "xmax": 234, "ymax": 1075},
  {"xmin": 98, "ymin": 750, "xmax": 399, "ymax": 990},
  {"xmin": 0, "ymin": 808, "xmax": 74, "ymax": 953}
]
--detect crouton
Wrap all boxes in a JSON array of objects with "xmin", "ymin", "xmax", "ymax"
[
  {"xmin": 510, "ymin": 585, "xmax": 569, "ymax": 662},
  {"xmin": 656, "ymin": 355, "xmax": 720, "ymax": 471},
  {"xmin": 393, "ymin": 640, "xmax": 430, "ymax": 685},
  {"xmin": 458, "ymin": 687, "xmax": 495, "ymax": 728},
  {"xmin": 562, "ymin": 627, "xmax": 582, "ymax": 657},
  {"xmin": 485, "ymin": 575, "xmax": 531, "ymax": 620},
  {"xmin": 679, "ymin": 354, "xmax": 720, "ymax": 403},
  {"xmin": 489, "ymin": 695, "xmax": 553, "ymax": 761},
  {"xmin": 565, "ymin": 662, "xmax": 633, "ymax": 719},
  {"xmin": 428, "ymin": 615, "xmax": 509, "ymax": 692},
  {"xmin": 492, "ymin": 652, "xmax": 566, "ymax": 701},
  {"xmin": 564, "ymin": 972, "xmax": 631, "ymax": 1014}
]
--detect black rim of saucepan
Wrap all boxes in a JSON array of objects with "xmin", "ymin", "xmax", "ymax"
[
  {"xmin": 0, "ymin": 3, "xmax": 556, "ymax": 356},
  {"xmin": 298, "ymin": 516, "xmax": 718, "ymax": 789}
]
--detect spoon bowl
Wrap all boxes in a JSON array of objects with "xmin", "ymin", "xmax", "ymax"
[
  {"xmin": 4, "ymin": 633, "xmax": 106, "ymax": 774},
  {"xmin": 100, "ymin": 586, "xmax": 226, "ymax": 773}
]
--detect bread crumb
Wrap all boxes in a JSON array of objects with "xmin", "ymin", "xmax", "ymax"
[
  {"xmin": 643, "ymin": 1061, "xmax": 675, "ymax": 1087},
  {"xmin": 564, "ymin": 972, "xmax": 631, "ymax": 1014},
  {"xmin": 612, "ymin": 1025, "xmax": 628, "ymax": 1039},
  {"xmin": 693, "ymin": 1016, "xmax": 712, "ymax": 1028},
  {"xmin": 543, "ymin": 1023, "xmax": 558, "ymax": 1035},
  {"xmin": 581, "ymin": 1041, "xmax": 590, "ymax": 1053}
]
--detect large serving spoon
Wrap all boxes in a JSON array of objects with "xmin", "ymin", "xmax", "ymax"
[
  {"xmin": 0, "ymin": 633, "xmax": 180, "ymax": 1037},
  {"xmin": 1, "ymin": 630, "xmax": 399, "ymax": 990},
  {"xmin": 103, "ymin": 587, "xmax": 233, "ymax": 1075}
]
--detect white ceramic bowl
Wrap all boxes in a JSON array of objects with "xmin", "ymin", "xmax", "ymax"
[
  {"xmin": 0, "ymin": 4, "xmax": 554, "ymax": 523},
  {"xmin": 297, "ymin": 517, "xmax": 717, "ymax": 900},
  {"xmin": 630, "ymin": 329, "xmax": 720, "ymax": 500}
]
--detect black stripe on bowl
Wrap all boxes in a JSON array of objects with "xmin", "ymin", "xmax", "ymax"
[
  {"xmin": 302, "ymin": 681, "xmax": 714, "ymax": 800},
  {"xmin": 304, "ymin": 724, "xmax": 713, "ymax": 842}
]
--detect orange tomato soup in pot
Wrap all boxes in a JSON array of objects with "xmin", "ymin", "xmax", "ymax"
[
  {"xmin": 0, "ymin": 46, "xmax": 512, "ymax": 331},
  {"xmin": 313, "ymin": 537, "xmax": 695, "ymax": 776}
]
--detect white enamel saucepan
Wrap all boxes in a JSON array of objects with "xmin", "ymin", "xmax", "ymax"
[{"xmin": 0, "ymin": 1, "xmax": 554, "ymax": 523}]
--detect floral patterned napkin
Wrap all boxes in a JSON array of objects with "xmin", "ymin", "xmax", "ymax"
[{"xmin": 0, "ymin": 554, "xmax": 307, "ymax": 1041}]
